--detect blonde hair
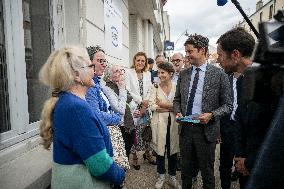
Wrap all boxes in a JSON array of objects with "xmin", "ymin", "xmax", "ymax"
[{"xmin": 39, "ymin": 46, "xmax": 89, "ymax": 149}]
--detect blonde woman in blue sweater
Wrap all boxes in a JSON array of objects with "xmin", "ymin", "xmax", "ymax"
[{"xmin": 39, "ymin": 46, "xmax": 125, "ymax": 189}]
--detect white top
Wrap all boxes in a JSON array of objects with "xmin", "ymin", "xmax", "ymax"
[
  {"xmin": 125, "ymin": 68, "xmax": 152, "ymax": 104},
  {"xmin": 230, "ymin": 76, "xmax": 238, "ymax": 121}
]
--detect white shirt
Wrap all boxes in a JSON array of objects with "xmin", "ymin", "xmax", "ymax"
[
  {"xmin": 231, "ymin": 76, "xmax": 238, "ymax": 121},
  {"xmin": 187, "ymin": 63, "xmax": 207, "ymax": 115}
]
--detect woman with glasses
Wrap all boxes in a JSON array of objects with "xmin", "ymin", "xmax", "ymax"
[
  {"xmin": 125, "ymin": 52, "xmax": 155, "ymax": 170},
  {"xmin": 39, "ymin": 46, "xmax": 125, "ymax": 189},
  {"xmin": 103, "ymin": 65, "xmax": 136, "ymax": 161}
]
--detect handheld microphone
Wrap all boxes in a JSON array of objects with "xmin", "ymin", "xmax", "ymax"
[{"xmin": 217, "ymin": 0, "xmax": 228, "ymax": 6}]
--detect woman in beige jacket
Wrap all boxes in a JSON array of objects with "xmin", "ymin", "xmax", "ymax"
[{"xmin": 149, "ymin": 62, "xmax": 181, "ymax": 189}]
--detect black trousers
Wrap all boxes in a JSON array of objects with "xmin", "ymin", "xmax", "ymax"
[
  {"xmin": 219, "ymin": 120, "xmax": 236, "ymax": 189},
  {"xmin": 156, "ymin": 116, "xmax": 177, "ymax": 175},
  {"xmin": 239, "ymin": 175, "xmax": 249, "ymax": 189},
  {"xmin": 120, "ymin": 127, "xmax": 135, "ymax": 158},
  {"xmin": 180, "ymin": 126, "xmax": 216, "ymax": 189}
]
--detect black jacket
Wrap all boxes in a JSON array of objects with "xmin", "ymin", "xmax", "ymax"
[{"xmin": 235, "ymin": 66, "xmax": 283, "ymax": 171}]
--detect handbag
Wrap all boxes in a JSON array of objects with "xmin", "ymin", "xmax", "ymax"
[
  {"xmin": 142, "ymin": 124, "xmax": 152, "ymax": 142},
  {"xmin": 142, "ymin": 84, "xmax": 159, "ymax": 143},
  {"xmin": 140, "ymin": 108, "xmax": 152, "ymax": 142}
]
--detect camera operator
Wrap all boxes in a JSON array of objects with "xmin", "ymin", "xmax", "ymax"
[
  {"xmin": 245, "ymin": 95, "xmax": 284, "ymax": 189},
  {"xmin": 244, "ymin": 10, "xmax": 284, "ymax": 189},
  {"xmin": 221, "ymin": 10, "xmax": 284, "ymax": 189},
  {"xmin": 216, "ymin": 27, "xmax": 255, "ymax": 189}
]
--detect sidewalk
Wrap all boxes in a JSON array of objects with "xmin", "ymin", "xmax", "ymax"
[{"xmin": 125, "ymin": 144, "xmax": 240, "ymax": 189}]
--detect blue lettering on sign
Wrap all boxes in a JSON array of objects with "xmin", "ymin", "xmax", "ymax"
[{"xmin": 111, "ymin": 26, "xmax": 118, "ymax": 47}]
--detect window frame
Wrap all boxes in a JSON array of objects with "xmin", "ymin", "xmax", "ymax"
[
  {"xmin": 260, "ymin": 11, "xmax": 263, "ymax": 22},
  {"xmin": 0, "ymin": 0, "xmax": 56, "ymax": 150},
  {"xmin": 269, "ymin": 4, "xmax": 273, "ymax": 20}
]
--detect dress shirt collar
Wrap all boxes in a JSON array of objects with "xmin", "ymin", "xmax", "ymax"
[
  {"xmin": 93, "ymin": 76, "xmax": 101, "ymax": 85},
  {"xmin": 192, "ymin": 62, "xmax": 207, "ymax": 72}
]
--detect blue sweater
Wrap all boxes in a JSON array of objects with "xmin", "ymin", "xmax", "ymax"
[
  {"xmin": 86, "ymin": 76, "xmax": 121, "ymax": 126},
  {"xmin": 53, "ymin": 92, "xmax": 125, "ymax": 185}
]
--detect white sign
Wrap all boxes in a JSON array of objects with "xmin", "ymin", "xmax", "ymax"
[{"xmin": 104, "ymin": 0, "xmax": 122, "ymax": 62}]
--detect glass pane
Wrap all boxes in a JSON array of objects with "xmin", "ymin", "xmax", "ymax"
[
  {"xmin": 0, "ymin": 0, "xmax": 11, "ymax": 133},
  {"xmin": 23, "ymin": 0, "xmax": 51, "ymax": 123}
]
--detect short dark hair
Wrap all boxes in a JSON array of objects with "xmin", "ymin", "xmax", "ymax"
[
  {"xmin": 157, "ymin": 62, "xmax": 175, "ymax": 74},
  {"xmin": 217, "ymin": 27, "xmax": 255, "ymax": 57},
  {"xmin": 155, "ymin": 54, "xmax": 164, "ymax": 60},
  {"xmin": 86, "ymin": 46, "xmax": 105, "ymax": 61},
  {"xmin": 184, "ymin": 33, "xmax": 209, "ymax": 54},
  {"xmin": 147, "ymin": 58, "xmax": 154, "ymax": 64}
]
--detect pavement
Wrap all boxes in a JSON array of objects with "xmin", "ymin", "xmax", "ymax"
[{"xmin": 125, "ymin": 144, "xmax": 240, "ymax": 189}]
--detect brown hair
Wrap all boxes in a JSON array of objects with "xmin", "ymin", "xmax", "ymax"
[
  {"xmin": 131, "ymin": 52, "xmax": 148, "ymax": 72},
  {"xmin": 157, "ymin": 62, "xmax": 175, "ymax": 74}
]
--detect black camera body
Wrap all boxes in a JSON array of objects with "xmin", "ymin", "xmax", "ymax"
[
  {"xmin": 246, "ymin": 10, "xmax": 284, "ymax": 101},
  {"xmin": 253, "ymin": 10, "xmax": 284, "ymax": 65},
  {"xmin": 239, "ymin": 10, "xmax": 284, "ymax": 134}
]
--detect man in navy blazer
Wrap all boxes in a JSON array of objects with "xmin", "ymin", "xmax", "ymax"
[{"xmin": 173, "ymin": 34, "xmax": 232, "ymax": 189}]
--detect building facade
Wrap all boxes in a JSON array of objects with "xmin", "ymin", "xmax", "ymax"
[
  {"xmin": 0, "ymin": 0, "xmax": 169, "ymax": 188},
  {"xmin": 237, "ymin": 0, "xmax": 284, "ymax": 40}
]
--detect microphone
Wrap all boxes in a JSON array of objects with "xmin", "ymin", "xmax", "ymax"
[{"xmin": 217, "ymin": 0, "xmax": 228, "ymax": 6}]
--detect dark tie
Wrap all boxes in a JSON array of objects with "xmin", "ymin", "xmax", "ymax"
[{"xmin": 186, "ymin": 68, "xmax": 201, "ymax": 116}]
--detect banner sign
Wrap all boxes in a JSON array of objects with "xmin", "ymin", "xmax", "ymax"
[
  {"xmin": 164, "ymin": 40, "xmax": 174, "ymax": 51},
  {"xmin": 104, "ymin": 0, "xmax": 122, "ymax": 59}
]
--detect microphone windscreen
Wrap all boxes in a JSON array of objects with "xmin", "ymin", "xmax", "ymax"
[{"xmin": 217, "ymin": 0, "xmax": 228, "ymax": 6}]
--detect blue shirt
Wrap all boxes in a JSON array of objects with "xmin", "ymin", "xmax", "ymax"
[
  {"xmin": 187, "ymin": 63, "xmax": 207, "ymax": 115},
  {"xmin": 86, "ymin": 76, "xmax": 121, "ymax": 126}
]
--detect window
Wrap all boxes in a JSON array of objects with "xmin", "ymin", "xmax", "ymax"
[
  {"xmin": 260, "ymin": 12, "xmax": 263, "ymax": 22},
  {"xmin": 269, "ymin": 5, "xmax": 273, "ymax": 19},
  {"xmin": 23, "ymin": 0, "xmax": 51, "ymax": 123},
  {"xmin": 0, "ymin": 0, "xmax": 10, "ymax": 133}
]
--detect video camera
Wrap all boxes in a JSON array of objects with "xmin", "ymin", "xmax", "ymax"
[
  {"xmin": 241, "ymin": 10, "xmax": 284, "ymax": 119},
  {"xmin": 254, "ymin": 10, "xmax": 284, "ymax": 64}
]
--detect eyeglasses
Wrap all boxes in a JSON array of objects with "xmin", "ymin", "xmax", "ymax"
[
  {"xmin": 171, "ymin": 59, "xmax": 182, "ymax": 63},
  {"xmin": 113, "ymin": 68, "xmax": 125, "ymax": 74},
  {"xmin": 96, "ymin": 59, "xmax": 108, "ymax": 65},
  {"xmin": 81, "ymin": 64, "xmax": 95, "ymax": 69}
]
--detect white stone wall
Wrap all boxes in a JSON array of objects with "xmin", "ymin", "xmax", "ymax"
[
  {"xmin": 85, "ymin": 0, "xmax": 105, "ymax": 47},
  {"xmin": 84, "ymin": 0, "xmax": 130, "ymax": 67}
]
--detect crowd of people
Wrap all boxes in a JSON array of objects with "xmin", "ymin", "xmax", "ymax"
[{"xmin": 38, "ymin": 26, "xmax": 282, "ymax": 189}]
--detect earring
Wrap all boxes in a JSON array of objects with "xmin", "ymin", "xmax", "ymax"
[{"xmin": 80, "ymin": 80, "xmax": 84, "ymax": 86}]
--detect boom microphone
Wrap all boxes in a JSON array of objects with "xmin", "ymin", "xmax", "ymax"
[{"xmin": 217, "ymin": 0, "xmax": 228, "ymax": 6}]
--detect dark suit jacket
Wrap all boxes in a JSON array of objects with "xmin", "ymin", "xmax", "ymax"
[
  {"xmin": 235, "ymin": 66, "xmax": 283, "ymax": 171},
  {"xmin": 220, "ymin": 74, "xmax": 243, "ymax": 145},
  {"xmin": 173, "ymin": 64, "xmax": 233, "ymax": 142},
  {"xmin": 246, "ymin": 95, "xmax": 284, "ymax": 189}
]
